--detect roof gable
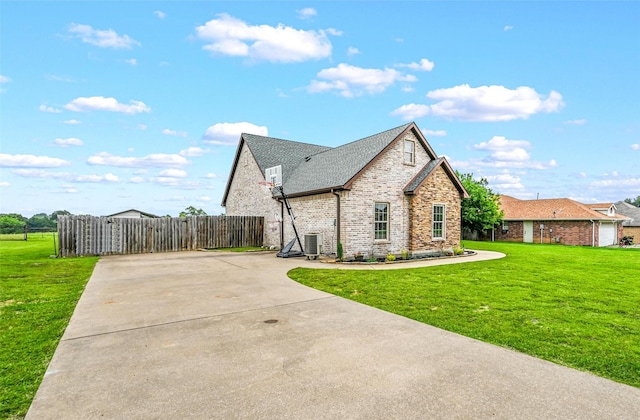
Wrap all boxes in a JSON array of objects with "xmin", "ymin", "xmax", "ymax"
[{"xmin": 404, "ymin": 157, "xmax": 469, "ymax": 198}]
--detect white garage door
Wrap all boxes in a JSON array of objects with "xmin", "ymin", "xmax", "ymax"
[{"xmin": 598, "ymin": 223, "xmax": 616, "ymax": 247}]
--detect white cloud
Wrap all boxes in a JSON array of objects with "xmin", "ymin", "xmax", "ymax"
[
  {"xmin": 87, "ymin": 152, "xmax": 189, "ymax": 168},
  {"xmin": 162, "ymin": 128, "xmax": 187, "ymax": 137},
  {"xmin": 565, "ymin": 119, "xmax": 587, "ymax": 125},
  {"xmin": 202, "ymin": 122, "xmax": 268, "ymax": 146},
  {"xmin": 204, "ymin": 173, "xmax": 218, "ymax": 179},
  {"xmin": 1, "ymin": 153, "xmax": 70, "ymax": 168},
  {"xmin": 154, "ymin": 11, "xmax": 166, "ymax": 20},
  {"xmin": 308, "ymin": 63, "xmax": 417, "ymax": 98},
  {"xmin": 297, "ymin": 7, "xmax": 317, "ymax": 19},
  {"xmin": 485, "ymin": 173, "xmax": 524, "ymax": 190},
  {"xmin": 179, "ymin": 147, "xmax": 209, "ymax": 157},
  {"xmin": 590, "ymin": 178, "xmax": 640, "ymax": 188},
  {"xmin": 392, "ymin": 84, "xmax": 564, "ymax": 122},
  {"xmin": 158, "ymin": 169, "xmax": 187, "ymax": 178},
  {"xmin": 194, "ymin": 13, "xmax": 335, "ymax": 63},
  {"xmin": 397, "ymin": 58, "xmax": 435, "ymax": 72},
  {"xmin": 347, "ymin": 46, "xmax": 360, "ymax": 57},
  {"xmin": 68, "ymin": 23, "xmax": 140, "ymax": 49},
  {"xmin": 390, "ymin": 103, "xmax": 430, "ymax": 120},
  {"xmin": 63, "ymin": 119, "xmax": 81, "ymax": 125},
  {"xmin": 0, "ymin": 181, "xmax": 9, "ymax": 187},
  {"xmin": 0, "ymin": 75, "xmax": 11, "ymax": 83},
  {"xmin": 54, "ymin": 137, "xmax": 83, "ymax": 147},
  {"xmin": 138, "ymin": 124, "xmax": 148, "ymax": 130},
  {"xmin": 45, "ymin": 74, "xmax": 75, "ymax": 82},
  {"xmin": 129, "ymin": 176, "xmax": 145, "ymax": 184},
  {"xmin": 631, "ymin": 144, "xmax": 640, "ymax": 150},
  {"xmin": 504, "ymin": 25, "xmax": 514, "ymax": 31},
  {"xmin": 451, "ymin": 136, "xmax": 556, "ymax": 170},
  {"xmin": 11, "ymin": 169, "xmax": 119, "ymax": 183},
  {"xmin": 125, "ymin": 58, "xmax": 137, "ymax": 66},
  {"xmin": 424, "ymin": 129, "xmax": 447, "ymax": 137},
  {"xmin": 64, "ymin": 96, "xmax": 151, "ymax": 114},
  {"xmin": 73, "ymin": 173, "xmax": 119, "ymax": 183},
  {"xmin": 39, "ymin": 104, "xmax": 62, "ymax": 113},
  {"xmin": 196, "ymin": 195, "xmax": 211, "ymax": 202}
]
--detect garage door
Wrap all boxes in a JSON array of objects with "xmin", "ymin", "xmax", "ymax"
[{"xmin": 598, "ymin": 223, "xmax": 616, "ymax": 247}]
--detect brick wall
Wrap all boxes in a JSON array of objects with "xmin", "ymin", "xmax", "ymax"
[
  {"xmin": 224, "ymin": 143, "xmax": 281, "ymax": 247},
  {"xmin": 495, "ymin": 220, "xmax": 597, "ymax": 246},
  {"xmin": 339, "ymin": 131, "xmax": 432, "ymax": 258},
  {"xmin": 622, "ymin": 226, "xmax": 640, "ymax": 242},
  {"xmin": 409, "ymin": 165, "xmax": 462, "ymax": 252}
]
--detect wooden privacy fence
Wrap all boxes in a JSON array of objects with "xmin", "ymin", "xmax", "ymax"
[{"xmin": 58, "ymin": 215, "xmax": 264, "ymax": 257}]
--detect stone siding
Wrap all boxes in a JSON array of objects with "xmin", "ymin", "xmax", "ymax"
[{"xmin": 409, "ymin": 165, "xmax": 462, "ymax": 252}]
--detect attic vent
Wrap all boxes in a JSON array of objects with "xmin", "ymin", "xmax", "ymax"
[{"xmin": 304, "ymin": 156, "xmax": 312, "ymax": 162}]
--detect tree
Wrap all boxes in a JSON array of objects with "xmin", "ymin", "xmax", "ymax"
[
  {"xmin": 50, "ymin": 210, "xmax": 71, "ymax": 221},
  {"xmin": 179, "ymin": 206, "xmax": 207, "ymax": 217},
  {"xmin": 0, "ymin": 214, "xmax": 26, "ymax": 234},
  {"xmin": 27, "ymin": 213, "xmax": 56, "ymax": 231},
  {"xmin": 456, "ymin": 171, "xmax": 504, "ymax": 235},
  {"xmin": 624, "ymin": 196, "xmax": 640, "ymax": 207}
]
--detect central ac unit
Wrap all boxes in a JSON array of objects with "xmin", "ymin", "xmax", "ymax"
[{"xmin": 304, "ymin": 233, "xmax": 322, "ymax": 259}]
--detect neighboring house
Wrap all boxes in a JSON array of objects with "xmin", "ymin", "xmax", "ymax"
[
  {"xmin": 614, "ymin": 201, "xmax": 640, "ymax": 240},
  {"xmin": 107, "ymin": 209, "xmax": 160, "ymax": 219},
  {"xmin": 222, "ymin": 122, "xmax": 469, "ymax": 258},
  {"xmin": 496, "ymin": 196, "xmax": 626, "ymax": 247}
]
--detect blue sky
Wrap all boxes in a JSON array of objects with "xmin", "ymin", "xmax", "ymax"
[{"xmin": 1, "ymin": 1, "xmax": 639, "ymax": 217}]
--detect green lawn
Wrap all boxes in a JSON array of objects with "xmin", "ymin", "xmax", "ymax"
[
  {"xmin": 0, "ymin": 234, "xmax": 99, "ymax": 418},
  {"xmin": 289, "ymin": 241, "xmax": 640, "ymax": 388}
]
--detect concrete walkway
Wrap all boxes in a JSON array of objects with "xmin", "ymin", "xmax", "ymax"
[{"xmin": 27, "ymin": 250, "xmax": 639, "ymax": 419}]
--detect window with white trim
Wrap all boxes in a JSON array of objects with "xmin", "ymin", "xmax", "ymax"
[
  {"xmin": 432, "ymin": 204, "xmax": 445, "ymax": 239},
  {"xmin": 404, "ymin": 140, "xmax": 415, "ymax": 165},
  {"xmin": 374, "ymin": 202, "xmax": 389, "ymax": 241}
]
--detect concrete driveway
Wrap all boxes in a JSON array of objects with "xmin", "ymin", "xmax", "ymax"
[{"xmin": 27, "ymin": 251, "xmax": 639, "ymax": 419}]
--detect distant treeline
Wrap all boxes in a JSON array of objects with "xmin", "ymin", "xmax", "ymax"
[{"xmin": 0, "ymin": 210, "xmax": 71, "ymax": 234}]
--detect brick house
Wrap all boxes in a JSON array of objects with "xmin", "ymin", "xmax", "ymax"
[
  {"xmin": 496, "ymin": 196, "xmax": 627, "ymax": 247},
  {"xmin": 222, "ymin": 122, "xmax": 468, "ymax": 258}
]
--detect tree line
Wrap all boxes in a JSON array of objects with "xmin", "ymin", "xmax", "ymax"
[
  {"xmin": 0, "ymin": 210, "xmax": 71, "ymax": 234},
  {"xmin": 0, "ymin": 207, "xmax": 209, "ymax": 234}
]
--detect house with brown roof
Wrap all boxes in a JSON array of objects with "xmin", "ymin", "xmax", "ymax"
[
  {"xmin": 222, "ymin": 122, "xmax": 469, "ymax": 258},
  {"xmin": 496, "ymin": 196, "xmax": 626, "ymax": 247}
]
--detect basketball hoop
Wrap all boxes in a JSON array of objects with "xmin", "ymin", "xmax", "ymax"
[{"xmin": 258, "ymin": 181, "xmax": 274, "ymax": 189}]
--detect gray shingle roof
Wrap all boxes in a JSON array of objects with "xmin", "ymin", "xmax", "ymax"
[
  {"xmin": 242, "ymin": 134, "xmax": 331, "ymax": 184},
  {"xmin": 615, "ymin": 201, "xmax": 640, "ymax": 226},
  {"xmin": 223, "ymin": 122, "xmax": 467, "ymax": 205},
  {"xmin": 404, "ymin": 157, "xmax": 444, "ymax": 193},
  {"xmin": 282, "ymin": 123, "xmax": 413, "ymax": 195}
]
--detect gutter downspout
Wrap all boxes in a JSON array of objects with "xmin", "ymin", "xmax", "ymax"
[
  {"xmin": 590, "ymin": 220, "xmax": 595, "ymax": 247},
  {"xmin": 331, "ymin": 189, "xmax": 341, "ymax": 253}
]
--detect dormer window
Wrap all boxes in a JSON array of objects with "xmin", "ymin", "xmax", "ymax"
[{"xmin": 404, "ymin": 139, "xmax": 415, "ymax": 165}]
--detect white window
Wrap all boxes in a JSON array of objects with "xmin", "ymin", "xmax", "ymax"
[
  {"xmin": 404, "ymin": 140, "xmax": 415, "ymax": 165},
  {"xmin": 374, "ymin": 202, "xmax": 389, "ymax": 241},
  {"xmin": 432, "ymin": 204, "xmax": 445, "ymax": 239}
]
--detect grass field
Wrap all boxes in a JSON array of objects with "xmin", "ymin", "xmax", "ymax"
[
  {"xmin": 0, "ymin": 234, "xmax": 99, "ymax": 419},
  {"xmin": 289, "ymin": 241, "xmax": 640, "ymax": 388}
]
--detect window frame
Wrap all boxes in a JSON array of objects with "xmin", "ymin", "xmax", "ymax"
[
  {"xmin": 374, "ymin": 202, "xmax": 390, "ymax": 241},
  {"xmin": 432, "ymin": 204, "xmax": 446, "ymax": 240},
  {"xmin": 403, "ymin": 139, "xmax": 416, "ymax": 165}
]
